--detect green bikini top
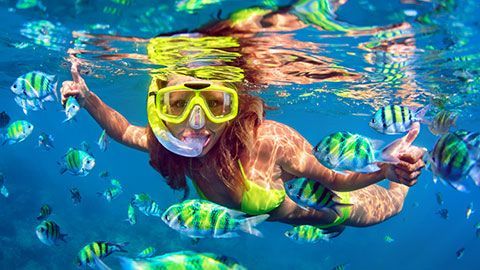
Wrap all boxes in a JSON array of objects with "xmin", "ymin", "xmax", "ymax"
[{"xmin": 192, "ymin": 160, "xmax": 286, "ymax": 215}]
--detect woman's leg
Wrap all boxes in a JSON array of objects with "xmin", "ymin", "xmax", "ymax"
[{"xmin": 345, "ymin": 182, "xmax": 409, "ymax": 227}]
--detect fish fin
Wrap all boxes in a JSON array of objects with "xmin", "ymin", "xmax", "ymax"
[
  {"xmin": 357, "ymin": 164, "xmax": 381, "ymax": 173},
  {"xmin": 42, "ymin": 95, "xmax": 54, "ymax": 102},
  {"xmin": 93, "ymin": 255, "xmax": 112, "ymax": 270},
  {"xmin": 369, "ymin": 138, "xmax": 384, "ymax": 150},
  {"xmin": 0, "ymin": 134, "xmax": 4, "ymax": 145},
  {"xmin": 414, "ymin": 104, "xmax": 431, "ymax": 124},
  {"xmin": 333, "ymin": 169, "xmax": 348, "ymax": 175},
  {"xmin": 37, "ymin": 0, "xmax": 47, "ymax": 12},
  {"xmin": 469, "ymin": 163, "xmax": 480, "ymax": 186},
  {"xmin": 191, "ymin": 237, "xmax": 201, "ymax": 244},
  {"xmin": 319, "ymin": 225, "xmax": 345, "ymax": 239},
  {"xmin": 216, "ymin": 232, "xmax": 239, "ymax": 238},
  {"xmin": 237, "ymin": 214, "xmax": 269, "ymax": 237},
  {"xmin": 58, "ymin": 162, "xmax": 67, "ymax": 175},
  {"xmin": 112, "ymin": 241, "xmax": 129, "ymax": 252},
  {"xmin": 0, "ymin": 186, "xmax": 9, "ymax": 198},
  {"xmin": 225, "ymin": 208, "xmax": 248, "ymax": 218},
  {"xmin": 117, "ymin": 256, "xmax": 136, "ymax": 270},
  {"xmin": 448, "ymin": 181, "xmax": 469, "ymax": 193}
]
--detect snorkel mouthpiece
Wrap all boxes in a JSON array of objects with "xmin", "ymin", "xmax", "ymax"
[{"xmin": 188, "ymin": 105, "xmax": 206, "ymax": 130}]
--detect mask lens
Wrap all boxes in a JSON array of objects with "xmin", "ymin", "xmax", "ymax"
[
  {"xmin": 201, "ymin": 90, "xmax": 233, "ymax": 117},
  {"xmin": 160, "ymin": 90, "xmax": 195, "ymax": 117}
]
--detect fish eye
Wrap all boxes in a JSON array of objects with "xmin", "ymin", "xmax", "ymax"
[
  {"xmin": 13, "ymin": 84, "xmax": 16, "ymax": 89},
  {"xmin": 165, "ymin": 215, "xmax": 170, "ymax": 221}
]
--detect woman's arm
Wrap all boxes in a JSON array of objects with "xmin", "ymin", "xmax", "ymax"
[
  {"xmin": 277, "ymin": 122, "xmax": 424, "ymax": 192},
  {"xmin": 61, "ymin": 62, "xmax": 148, "ymax": 152}
]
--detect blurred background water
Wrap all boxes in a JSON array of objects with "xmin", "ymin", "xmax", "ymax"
[{"xmin": 0, "ymin": 0, "xmax": 480, "ymax": 269}]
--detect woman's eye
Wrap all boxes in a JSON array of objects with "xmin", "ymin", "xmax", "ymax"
[
  {"xmin": 207, "ymin": 100, "xmax": 219, "ymax": 107},
  {"xmin": 173, "ymin": 100, "xmax": 187, "ymax": 108}
]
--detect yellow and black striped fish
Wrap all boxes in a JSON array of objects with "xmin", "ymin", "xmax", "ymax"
[
  {"xmin": 36, "ymin": 204, "xmax": 52, "ymax": 220},
  {"xmin": 35, "ymin": 220, "xmax": 67, "ymax": 246},
  {"xmin": 75, "ymin": 241, "xmax": 128, "ymax": 268}
]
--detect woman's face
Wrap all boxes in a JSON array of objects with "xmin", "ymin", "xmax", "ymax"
[{"xmin": 163, "ymin": 76, "xmax": 230, "ymax": 156}]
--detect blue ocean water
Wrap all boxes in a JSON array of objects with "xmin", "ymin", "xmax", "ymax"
[{"xmin": 1, "ymin": 0, "xmax": 480, "ymax": 269}]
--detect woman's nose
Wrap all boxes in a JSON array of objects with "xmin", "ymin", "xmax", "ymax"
[{"xmin": 188, "ymin": 105, "xmax": 206, "ymax": 130}]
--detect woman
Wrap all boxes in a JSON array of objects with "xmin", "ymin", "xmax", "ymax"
[{"xmin": 61, "ymin": 0, "xmax": 425, "ymax": 232}]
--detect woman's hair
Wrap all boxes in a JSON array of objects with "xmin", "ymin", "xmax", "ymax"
[{"xmin": 147, "ymin": 84, "xmax": 266, "ymax": 200}]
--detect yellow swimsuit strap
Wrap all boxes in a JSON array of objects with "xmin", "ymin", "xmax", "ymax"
[{"xmin": 191, "ymin": 161, "xmax": 286, "ymax": 215}]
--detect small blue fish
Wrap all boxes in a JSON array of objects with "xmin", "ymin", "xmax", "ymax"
[
  {"xmin": 11, "ymin": 71, "xmax": 57, "ymax": 101},
  {"xmin": 384, "ymin": 235, "xmax": 395, "ymax": 243},
  {"xmin": 437, "ymin": 208, "xmax": 449, "ymax": 220},
  {"xmin": 370, "ymin": 105, "xmax": 429, "ymax": 134},
  {"xmin": 456, "ymin": 247, "xmax": 465, "ymax": 259},
  {"xmin": 70, "ymin": 188, "xmax": 81, "ymax": 205},
  {"xmin": 63, "ymin": 96, "xmax": 80, "ymax": 123},
  {"xmin": 0, "ymin": 173, "xmax": 9, "ymax": 198},
  {"xmin": 1, "ymin": 120, "xmax": 34, "ymax": 145},
  {"xmin": 428, "ymin": 110, "xmax": 458, "ymax": 136},
  {"xmin": 58, "ymin": 148, "xmax": 95, "ymax": 176},
  {"xmin": 97, "ymin": 130, "xmax": 109, "ymax": 152},
  {"xmin": 0, "ymin": 111, "xmax": 10, "ymax": 128},
  {"xmin": 38, "ymin": 132, "xmax": 54, "ymax": 150}
]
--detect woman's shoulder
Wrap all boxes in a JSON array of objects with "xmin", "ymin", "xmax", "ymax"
[{"xmin": 257, "ymin": 120, "xmax": 300, "ymax": 138}]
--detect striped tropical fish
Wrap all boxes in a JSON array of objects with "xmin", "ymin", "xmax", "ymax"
[
  {"xmin": 428, "ymin": 110, "xmax": 458, "ymax": 136},
  {"xmin": 125, "ymin": 203, "xmax": 136, "ymax": 225},
  {"xmin": 131, "ymin": 193, "xmax": 163, "ymax": 217},
  {"xmin": 426, "ymin": 132, "xmax": 480, "ymax": 192},
  {"xmin": 369, "ymin": 105, "xmax": 429, "ymax": 134},
  {"xmin": 58, "ymin": 148, "xmax": 95, "ymax": 176},
  {"xmin": 313, "ymin": 131, "xmax": 399, "ymax": 173},
  {"xmin": 1, "ymin": 120, "xmax": 34, "ymax": 145},
  {"xmin": 36, "ymin": 204, "xmax": 52, "ymax": 220},
  {"xmin": 161, "ymin": 199, "xmax": 269, "ymax": 239},
  {"xmin": 35, "ymin": 220, "xmax": 67, "ymax": 246},
  {"xmin": 98, "ymin": 186, "xmax": 123, "ymax": 202},
  {"xmin": 111, "ymin": 179, "xmax": 122, "ymax": 188},
  {"xmin": 75, "ymin": 241, "xmax": 128, "ymax": 268},
  {"xmin": 137, "ymin": 246, "xmax": 156, "ymax": 258},
  {"xmin": 119, "ymin": 251, "xmax": 247, "ymax": 270},
  {"xmin": 284, "ymin": 225, "xmax": 338, "ymax": 244},
  {"xmin": 63, "ymin": 96, "xmax": 80, "ymax": 123},
  {"xmin": 284, "ymin": 178, "xmax": 351, "ymax": 215},
  {"xmin": 97, "ymin": 130, "xmax": 109, "ymax": 152},
  {"xmin": 10, "ymin": 71, "xmax": 57, "ymax": 101}
]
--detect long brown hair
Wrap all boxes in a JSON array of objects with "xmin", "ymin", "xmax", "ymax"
[{"xmin": 147, "ymin": 91, "xmax": 266, "ymax": 199}]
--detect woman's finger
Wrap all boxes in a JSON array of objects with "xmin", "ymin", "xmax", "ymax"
[
  {"xmin": 395, "ymin": 168, "xmax": 421, "ymax": 181},
  {"xmin": 71, "ymin": 62, "xmax": 84, "ymax": 84}
]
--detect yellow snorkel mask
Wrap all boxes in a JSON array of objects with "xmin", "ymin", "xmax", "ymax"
[{"xmin": 147, "ymin": 81, "xmax": 239, "ymax": 157}]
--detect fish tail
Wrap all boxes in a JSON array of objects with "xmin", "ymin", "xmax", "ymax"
[
  {"xmin": 238, "ymin": 214, "xmax": 269, "ymax": 237},
  {"xmin": 331, "ymin": 195, "xmax": 353, "ymax": 217},
  {"xmin": 50, "ymin": 80, "xmax": 59, "ymax": 101},
  {"xmin": 37, "ymin": 1, "xmax": 47, "ymax": 12},
  {"xmin": 414, "ymin": 104, "xmax": 431, "ymax": 125},
  {"xmin": 112, "ymin": 241, "xmax": 129, "ymax": 253},
  {"xmin": 469, "ymin": 162, "xmax": 480, "ymax": 187},
  {"xmin": 93, "ymin": 254, "xmax": 112, "ymax": 270}
]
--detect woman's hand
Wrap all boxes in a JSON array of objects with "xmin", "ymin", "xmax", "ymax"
[
  {"xmin": 380, "ymin": 122, "xmax": 426, "ymax": 186},
  {"xmin": 60, "ymin": 62, "xmax": 92, "ymax": 107}
]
